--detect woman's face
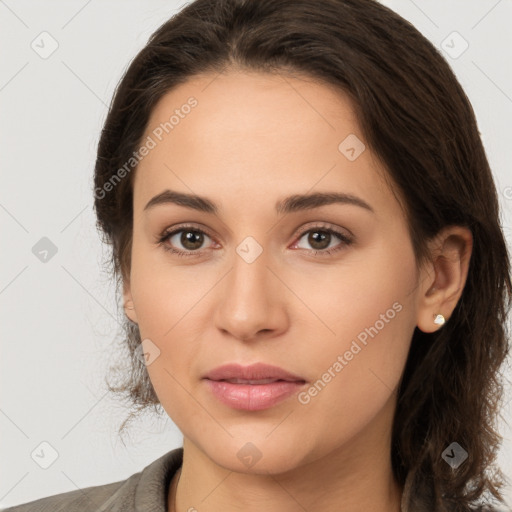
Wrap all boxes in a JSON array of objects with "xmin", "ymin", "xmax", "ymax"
[{"xmin": 123, "ymin": 70, "xmax": 425, "ymax": 474}]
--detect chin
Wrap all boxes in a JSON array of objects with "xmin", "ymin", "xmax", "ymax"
[{"xmin": 201, "ymin": 435, "xmax": 312, "ymax": 475}]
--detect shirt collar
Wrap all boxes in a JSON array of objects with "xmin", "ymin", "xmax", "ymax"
[{"xmin": 133, "ymin": 447, "xmax": 183, "ymax": 512}]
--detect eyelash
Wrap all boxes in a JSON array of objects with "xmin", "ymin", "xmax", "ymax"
[{"xmin": 156, "ymin": 223, "xmax": 354, "ymax": 258}]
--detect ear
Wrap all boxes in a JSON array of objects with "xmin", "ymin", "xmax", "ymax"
[
  {"xmin": 123, "ymin": 277, "xmax": 138, "ymax": 324},
  {"xmin": 416, "ymin": 225, "xmax": 473, "ymax": 333}
]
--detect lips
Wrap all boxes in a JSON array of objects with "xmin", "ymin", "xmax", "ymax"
[
  {"xmin": 203, "ymin": 362, "xmax": 306, "ymax": 383},
  {"xmin": 205, "ymin": 379, "xmax": 306, "ymax": 410},
  {"xmin": 203, "ymin": 363, "xmax": 307, "ymax": 410}
]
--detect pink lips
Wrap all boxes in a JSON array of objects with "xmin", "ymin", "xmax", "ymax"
[{"xmin": 203, "ymin": 363, "xmax": 307, "ymax": 411}]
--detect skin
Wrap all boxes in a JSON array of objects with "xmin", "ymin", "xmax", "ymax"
[{"xmin": 122, "ymin": 69, "xmax": 473, "ymax": 512}]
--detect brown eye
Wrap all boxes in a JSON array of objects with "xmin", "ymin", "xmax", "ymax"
[
  {"xmin": 305, "ymin": 230, "xmax": 332, "ymax": 250},
  {"xmin": 176, "ymin": 230, "xmax": 206, "ymax": 251},
  {"xmin": 294, "ymin": 227, "xmax": 352, "ymax": 254},
  {"xmin": 160, "ymin": 228, "xmax": 214, "ymax": 254}
]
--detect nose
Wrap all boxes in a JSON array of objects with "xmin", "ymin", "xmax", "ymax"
[{"xmin": 213, "ymin": 248, "xmax": 289, "ymax": 342}]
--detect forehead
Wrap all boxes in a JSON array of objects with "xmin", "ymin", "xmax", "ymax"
[{"xmin": 133, "ymin": 70, "xmax": 393, "ymax": 217}]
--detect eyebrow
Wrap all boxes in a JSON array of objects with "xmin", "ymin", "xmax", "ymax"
[{"xmin": 143, "ymin": 189, "xmax": 375, "ymax": 215}]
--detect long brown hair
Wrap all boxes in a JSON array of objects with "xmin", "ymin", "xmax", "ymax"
[{"xmin": 93, "ymin": 0, "xmax": 512, "ymax": 509}]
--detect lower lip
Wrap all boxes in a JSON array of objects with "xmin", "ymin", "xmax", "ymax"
[{"xmin": 204, "ymin": 379, "xmax": 306, "ymax": 411}]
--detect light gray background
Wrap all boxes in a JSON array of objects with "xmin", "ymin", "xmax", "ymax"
[{"xmin": 1, "ymin": 0, "xmax": 511, "ymax": 509}]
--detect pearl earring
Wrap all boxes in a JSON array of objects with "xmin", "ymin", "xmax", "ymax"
[{"xmin": 433, "ymin": 314, "xmax": 445, "ymax": 326}]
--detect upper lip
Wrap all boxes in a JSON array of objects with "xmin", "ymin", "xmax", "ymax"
[{"xmin": 203, "ymin": 363, "xmax": 306, "ymax": 382}]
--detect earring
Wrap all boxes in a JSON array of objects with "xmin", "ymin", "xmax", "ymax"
[{"xmin": 433, "ymin": 314, "xmax": 445, "ymax": 326}]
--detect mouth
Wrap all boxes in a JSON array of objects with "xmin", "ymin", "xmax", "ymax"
[
  {"xmin": 202, "ymin": 362, "xmax": 307, "ymax": 410},
  {"xmin": 204, "ymin": 379, "xmax": 307, "ymax": 411}
]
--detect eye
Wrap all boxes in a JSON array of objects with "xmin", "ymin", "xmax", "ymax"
[
  {"xmin": 157, "ymin": 224, "xmax": 215, "ymax": 257},
  {"xmin": 292, "ymin": 224, "xmax": 354, "ymax": 256}
]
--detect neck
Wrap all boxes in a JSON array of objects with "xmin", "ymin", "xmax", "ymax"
[
  {"xmin": 170, "ymin": 397, "xmax": 403, "ymax": 512},
  {"xmin": 171, "ymin": 449, "xmax": 402, "ymax": 512}
]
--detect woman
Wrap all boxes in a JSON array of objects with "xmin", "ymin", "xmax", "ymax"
[{"xmin": 3, "ymin": 0, "xmax": 510, "ymax": 511}]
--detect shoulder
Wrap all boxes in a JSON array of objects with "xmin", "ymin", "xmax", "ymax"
[
  {"xmin": 0, "ymin": 447, "xmax": 184, "ymax": 512},
  {"xmin": 0, "ymin": 479, "xmax": 128, "ymax": 512}
]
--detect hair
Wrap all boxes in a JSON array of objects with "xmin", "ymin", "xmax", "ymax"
[{"xmin": 93, "ymin": 0, "xmax": 512, "ymax": 510}]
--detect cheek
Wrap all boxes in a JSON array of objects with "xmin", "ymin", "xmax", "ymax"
[
  {"xmin": 128, "ymin": 233, "xmax": 209, "ymax": 337},
  {"xmin": 127, "ymin": 241, "xmax": 206, "ymax": 407},
  {"xmin": 297, "ymin": 232, "xmax": 417, "ymax": 346},
  {"xmin": 294, "ymin": 238, "xmax": 417, "ymax": 426}
]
